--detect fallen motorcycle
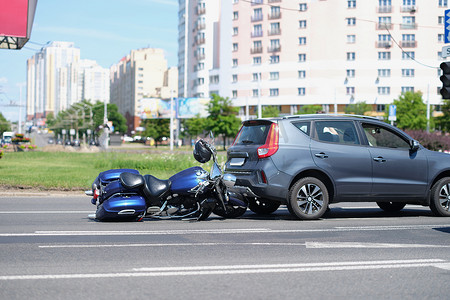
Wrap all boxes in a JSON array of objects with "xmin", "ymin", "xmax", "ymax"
[{"xmin": 86, "ymin": 138, "xmax": 247, "ymax": 221}]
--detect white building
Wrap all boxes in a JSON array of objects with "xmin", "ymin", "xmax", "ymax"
[{"xmin": 179, "ymin": 0, "xmax": 447, "ymax": 118}]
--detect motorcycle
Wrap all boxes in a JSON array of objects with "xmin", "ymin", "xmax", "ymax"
[{"xmin": 86, "ymin": 137, "xmax": 247, "ymax": 221}]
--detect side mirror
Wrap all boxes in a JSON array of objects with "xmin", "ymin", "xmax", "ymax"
[{"xmin": 410, "ymin": 139, "xmax": 420, "ymax": 151}]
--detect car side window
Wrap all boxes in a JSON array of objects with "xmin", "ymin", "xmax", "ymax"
[
  {"xmin": 292, "ymin": 121, "xmax": 310, "ymax": 136},
  {"xmin": 314, "ymin": 121, "xmax": 360, "ymax": 145},
  {"xmin": 362, "ymin": 123, "xmax": 410, "ymax": 149}
]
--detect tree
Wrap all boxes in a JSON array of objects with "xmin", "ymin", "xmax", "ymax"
[
  {"xmin": 0, "ymin": 112, "xmax": 11, "ymax": 133},
  {"xmin": 436, "ymin": 99, "xmax": 450, "ymax": 132},
  {"xmin": 297, "ymin": 105, "xmax": 324, "ymax": 115},
  {"xmin": 141, "ymin": 118, "xmax": 170, "ymax": 147},
  {"xmin": 344, "ymin": 101, "xmax": 372, "ymax": 115},
  {"xmin": 262, "ymin": 106, "xmax": 280, "ymax": 118},
  {"xmin": 45, "ymin": 112, "xmax": 56, "ymax": 129},
  {"xmin": 205, "ymin": 94, "xmax": 241, "ymax": 150},
  {"xmin": 392, "ymin": 91, "xmax": 431, "ymax": 130},
  {"xmin": 92, "ymin": 101, "xmax": 127, "ymax": 133},
  {"xmin": 183, "ymin": 115, "xmax": 206, "ymax": 146}
]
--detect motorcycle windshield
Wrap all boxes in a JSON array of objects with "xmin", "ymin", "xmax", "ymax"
[{"xmin": 211, "ymin": 162, "xmax": 222, "ymax": 179}]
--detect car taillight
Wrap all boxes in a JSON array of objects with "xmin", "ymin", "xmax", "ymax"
[{"xmin": 257, "ymin": 123, "xmax": 279, "ymax": 159}]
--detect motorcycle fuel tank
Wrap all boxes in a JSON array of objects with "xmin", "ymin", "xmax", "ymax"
[{"xmin": 169, "ymin": 166, "xmax": 208, "ymax": 195}]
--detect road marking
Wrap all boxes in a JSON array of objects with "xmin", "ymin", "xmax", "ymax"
[
  {"xmin": 0, "ymin": 211, "xmax": 92, "ymax": 214},
  {"xmin": 0, "ymin": 259, "xmax": 446, "ymax": 281},
  {"xmin": 0, "ymin": 225, "xmax": 448, "ymax": 237},
  {"xmin": 38, "ymin": 241, "xmax": 450, "ymax": 249}
]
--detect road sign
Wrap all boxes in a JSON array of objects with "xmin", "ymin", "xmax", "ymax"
[
  {"xmin": 443, "ymin": 45, "xmax": 450, "ymax": 58},
  {"xmin": 445, "ymin": 9, "xmax": 450, "ymax": 43},
  {"xmin": 388, "ymin": 104, "xmax": 397, "ymax": 121}
]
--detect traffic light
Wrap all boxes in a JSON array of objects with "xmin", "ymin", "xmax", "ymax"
[{"xmin": 440, "ymin": 62, "xmax": 450, "ymax": 99}]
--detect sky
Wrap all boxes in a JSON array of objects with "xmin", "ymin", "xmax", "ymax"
[{"xmin": 0, "ymin": 0, "xmax": 179, "ymax": 123}]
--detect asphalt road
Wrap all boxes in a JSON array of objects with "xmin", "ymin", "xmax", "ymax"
[{"xmin": 0, "ymin": 194, "xmax": 449, "ymax": 300}]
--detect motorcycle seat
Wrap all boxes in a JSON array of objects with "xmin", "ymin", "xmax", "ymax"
[
  {"xmin": 143, "ymin": 175, "xmax": 171, "ymax": 201},
  {"xmin": 120, "ymin": 172, "xmax": 145, "ymax": 189}
]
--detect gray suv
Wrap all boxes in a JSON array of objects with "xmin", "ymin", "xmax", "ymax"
[{"xmin": 225, "ymin": 114, "xmax": 450, "ymax": 220}]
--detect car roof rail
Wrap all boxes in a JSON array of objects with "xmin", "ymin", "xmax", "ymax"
[{"xmin": 281, "ymin": 114, "xmax": 380, "ymax": 120}]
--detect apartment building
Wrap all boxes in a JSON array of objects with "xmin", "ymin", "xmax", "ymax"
[
  {"xmin": 179, "ymin": 0, "xmax": 447, "ymax": 119},
  {"xmin": 110, "ymin": 48, "xmax": 178, "ymax": 132}
]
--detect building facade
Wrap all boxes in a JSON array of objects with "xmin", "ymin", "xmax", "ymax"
[
  {"xmin": 109, "ymin": 48, "xmax": 178, "ymax": 132},
  {"xmin": 179, "ymin": 0, "xmax": 447, "ymax": 119},
  {"xmin": 26, "ymin": 41, "xmax": 110, "ymax": 124}
]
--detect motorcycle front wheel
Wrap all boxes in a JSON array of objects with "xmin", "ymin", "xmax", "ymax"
[{"xmin": 213, "ymin": 205, "xmax": 247, "ymax": 218}]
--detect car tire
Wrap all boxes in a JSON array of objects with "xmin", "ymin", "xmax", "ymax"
[
  {"xmin": 248, "ymin": 198, "xmax": 280, "ymax": 215},
  {"xmin": 287, "ymin": 177, "xmax": 329, "ymax": 220},
  {"xmin": 376, "ymin": 202, "xmax": 406, "ymax": 212},
  {"xmin": 430, "ymin": 177, "xmax": 450, "ymax": 217}
]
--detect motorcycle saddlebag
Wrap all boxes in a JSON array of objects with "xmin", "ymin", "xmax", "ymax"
[
  {"xmin": 95, "ymin": 194, "xmax": 146, "ymax": 221},
  {"xmin": 97, "ymin": 169, "xmax": 140, "ymax": 185}
]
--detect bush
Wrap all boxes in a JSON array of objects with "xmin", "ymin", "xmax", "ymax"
[
  {"xmin": 0, "ymin": 149, "xmax": 3, "ymax": 159},
  {"xmin": 405, "ymin": 130, "xmax": 450, "ymax": 152}
]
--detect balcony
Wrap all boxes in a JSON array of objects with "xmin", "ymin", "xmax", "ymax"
[
  {"xmin": 268, "ymin": 12, "xmax": 282, "ymax": 20},
  {"xmin": 251, "ymin": 31, "xmax": 263, "ymax": 38},
  {"xmin": 401, "ymin": 5, "xmax": 417, "ymax": 13},
  {"xmin": 195, "ymin": 37, "xmax": 205, "ymax": 45},
  {"xmin": 377, "ymin": 23, "xmax": 393, "ymax": 30},
  {"xmin": 251, "ymin": 47, "xmax": 263, "ymax": 54},
  {"xmin": 267, "ymin": 45, "xmax": 281, "ymax": 52},
  {"xmin": 196, "ymin": 6, "xmax": 205, "ymax": 15},
  {"xmin": 196, "ymin": 23, "xmax": 206, "ymax": 30},
  {"xmin": 251, "ymin": 15, "xmax": 263, "ymax": 22},
  {"xmin": 268, "ymin": 28, "xmax": 281, "ymax": 36},
  {"xmin": 400, "ymin": 40, "xmax": 417, "ymax": 48},
  {"xmin": 377, "ymin": 6, "xmax": 392, "ymax": 13},
  {"xmin": 251, "ymin": 0, "xmax": 263, "ymax": 5},
  {"xmin": 376, "ymin": 41, "xmax": 392, "ymax": 48},
  {"xmin": 400, "ymin": 23, "xmax": 417, "ymax": 29},
  {"xmin": 196, "ymin": 53, "xmax": 205, "ymax": 60},
  {"xmin": 268, "ymin": 0, "xmax": 281, "ymax": 2}
]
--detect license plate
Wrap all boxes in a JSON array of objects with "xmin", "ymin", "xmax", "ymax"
[{"xmin": 230, "ymin": 157, "xmax": 245, "ymax": 167}]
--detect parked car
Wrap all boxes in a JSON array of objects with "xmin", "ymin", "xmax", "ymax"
[{"xmin": 225, "ymin": 114, "xmax": 450, "ymax": 220}]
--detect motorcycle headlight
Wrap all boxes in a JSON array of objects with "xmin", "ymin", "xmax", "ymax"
[{"xmin": 223, "ymin": 174, "xmax": 236, "ymax": 188}]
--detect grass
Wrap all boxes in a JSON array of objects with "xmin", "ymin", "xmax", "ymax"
[{"xmin": 0, "ymin": 150, "xmax": 227, "ymax": 191}]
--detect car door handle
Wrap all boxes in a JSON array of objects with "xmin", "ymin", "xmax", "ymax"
[
  {"xmin": 315, "ymin": 152, "xmax": 329, "ymax": 159},
  {"xmin": 373, "ymin": 156, "xmax": 386, "ymax": 163}
]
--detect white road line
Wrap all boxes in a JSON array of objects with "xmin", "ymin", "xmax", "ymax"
[
  {"xmin": 0, "ymin": 259, "xmax": 446, "ymax": 281},
  {"xmin": 0, "ymin": 225, "xmax": 448, "ymax": 237},
  {"xmin": 38, "ymin": 241, "xmax": 450, "ymax": 249}
]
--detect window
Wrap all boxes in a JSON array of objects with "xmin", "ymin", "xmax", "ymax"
[
  {"xmin": 298, "ymin": 70, "xmax": 306, "ymax": 78},
  {"xmin": 439, "ymin": 34, "xmax": 445, "ymax": 42},
  {"xmin": 270, "ymin": 72, "xmax": 279, "ymax": 80},
  {"xmin": 232, "ymin": 90, "xmax": 237, "ymax": 98},
  {"xmin": 253, "ymin": 24, "xmax": 262, "ymax": 37},
  {"xmin": 379, "ymin": 0, "xmax": 392, "ymax": 5},
  {"xmin": 299, "ymin": 3, "xmax": 307, "ymax": 11},
  {"xmin": 348, "ymin": 0, "xmax": 356, "ymax": 8},
  {"xmin": 270, "ymin": 39, "xmax": 280, "ymax": 51},
  {"xmin": 346, "ymin": 17, "xmax": 356, "ymax": 26},
  {"xmin": 232, "ymin": 74, "xmax": 238, "ymax": 83},
  {"xmin": 210, "ymin": 75, "xmax": 219, "ymax": 84},
  {"xmin": 378, "ymin": 69, "xmax": 391, "ymax": 77},
  {"xmin": 299, "ymin": 20, "xmax": 307, "ymax": 28},
  {"xmin": 252, "ymin": 89, "xmax": 259, "ymax": 97},
  {"xmin": 299, "ymin": 37, "xmax": 307, "ymax": 45},
  {"xmin": 253, "ymin": 56, "xmax": 261, "ymax": 64},
  {"xmin": 402, "ymin": 51, "xmax": 414, "ymax": 60},
  {"xmin": 378, "ymin": 87, "xmax": 390, "ymax": 95},
  {"xmin": 376, "ymin": 104, "xmax": 386, "ymax": 112},
  {"xmin": 298, "ymin": 53, "xmax": 306, "ymax": 62},
  {"xmin": 378, "ymin": 51, "xmax": 391, "ymax": 60},
  {"xmin": 362, "ymin": 123, "xmax": 409, "ymax": 149},
  {"xmin": 403, "ymin": 0, "xmax": 415, "ymax": 5},
  {"xmin": 347, "ymin": 35, "xmax": 356, "ymax": 43},
  {"xmin": 269, "ymin": 88, "xmax": 279, "ymax": 96},
  {"xmin": 252, "ymin": 73, "xmax": 260, "ymax": 81},
  {"xmin": 402, "ymin": 69, "xmax": 415, "ymax": 77},
  {"xmin": 270, "ymin": 55, "xmax": 280, "ymax": 63},
  {"xmin": 270, "ymin": 6, "xmax": 281, "ymax": 18},
  {"xmin": 315, "ymin": 121, "xmax": 360, "ymax": 145},
  {"xmin": 347, "ymin": 69, "xmax": 355, "ymax": 77},
  {"xmin": 347, "ymin": 52, "xmax": 356, "ymax": 61},
  {"xmin": 402, "ymin": 16, "xmax": 416, "ymax": 29},
  {"xmin": 233, "ymin": 27, "xmax": 238, "ymax": 36},
  {"xmin": 298, "ymin": 87, "xmax": 306, "ymax": 96},
  {"xmin": 438, "ymin": 16, "xmax": 445, "ymax": 25},
  {"xmin": 232, "ymin": 43, "xmax": 238, "ymax": 51},
  {"xmin": 270, "ymin": 22, "xmax": 280, "ymax": 35},
  {"xmin": 232, "ymin": 58, "xmax": 238, "ymax": 67},
  {"xmin": 402, "ymin": 86, "xmax": 414, "ymax": 93},
  {"xmin": 233, "ymin": 11, "xmax": 238, "ymax": 20},
  {"xmin": 252, "ymin": 40, "xmax": 262, "ymax": 52},
  {"xmin": 292, "ymin": 121, "xmax": 311, "ymax": 136},
  {"xmin": 378, "ymin": 16, "xmax": 391, "ymax": 26},
  {"xmin": 439, "ymin": 0, "xmax": 448, "ymax": 7},
  {"xmin": 253, "ymin": 8, "xmax": 263, "ymax": 21},
  {"xmin": 346, "ymin": 87, "xmax": 355, "ymax": 95}
]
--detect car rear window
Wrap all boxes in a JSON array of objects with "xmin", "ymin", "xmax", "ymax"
[{"xmin": 234, "ymin": 123, "xmax": 270, "ymax": 145}]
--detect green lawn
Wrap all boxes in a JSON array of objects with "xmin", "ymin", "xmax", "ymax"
[{"xmin": 0, "ymin": 151, "xmax": 226, "ymax": 191}]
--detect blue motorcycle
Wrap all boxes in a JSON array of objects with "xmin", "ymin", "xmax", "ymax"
[{"xmin": 86, "ymin": 138, "xmax": 247, "ymax": 221}]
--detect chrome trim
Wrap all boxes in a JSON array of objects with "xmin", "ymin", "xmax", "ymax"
[{"xmin": 118, "ymin": 209, "xmax": 136, "ymax": 215}]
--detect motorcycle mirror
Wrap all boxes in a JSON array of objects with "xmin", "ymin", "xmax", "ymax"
[{"xmin": 209, "ymin": 131, "xmax": 215, "ymax": 142}]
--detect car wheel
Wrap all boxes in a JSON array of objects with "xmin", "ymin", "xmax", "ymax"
[
  {"xmin": 430, "ymin": 177, "xmax": 450, "ymax": 217},
  {"xmin": 248, "ymin": 198, "xmax": 280, "ymax": 215},
  {"xmin": 287, "ymin": 177, "xmax": 329, "ymax": 220},
  {"xmin": 376, "ymin": 202, "xmax": 406, "ymax": 212}
]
